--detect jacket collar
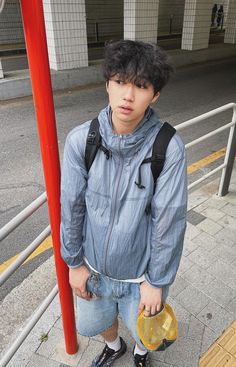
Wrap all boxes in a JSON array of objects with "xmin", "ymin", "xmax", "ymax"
[{"xmin": 98, "ymin": 105, "xmax": 161, "ymax": 157}]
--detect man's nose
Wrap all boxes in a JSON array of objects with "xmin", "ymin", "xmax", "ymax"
[{"xmin": 123, "ymin": 84, "xmax": 135, "ymax": 101}]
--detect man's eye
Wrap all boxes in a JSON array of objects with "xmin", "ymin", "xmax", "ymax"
[
  {"xmin": 115, "ymin": 80, "xmax": 124, "ymax": 85},
  {"xmin": 136, "ymin": 83, "xmax": 147, "ymax": 89}
]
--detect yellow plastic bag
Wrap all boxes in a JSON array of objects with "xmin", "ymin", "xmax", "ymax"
[{"xmin": 136, "ymin": 304, "xmax": 178, "ymax": 351}]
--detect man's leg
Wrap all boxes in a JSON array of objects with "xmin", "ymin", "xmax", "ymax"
[
  {"xmin": 100, "ymin": 318, "xmax": 118, "ymax": 342},
  {"xmin": 77, "ymin": 273, "xmax": 127, "ymax": 366}
]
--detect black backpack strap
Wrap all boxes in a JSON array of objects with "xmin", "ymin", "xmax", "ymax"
[
  {"xmin": 135, "ymin": 122, "xmax": 176, "ymax": 192},
  {"xmin": 85, "ymin": 118, "xmax": 112, "ymax": 172},
  {"xmin": 151, "ymin": 122, "xmax": 176, "ymax": 190},
  {"xmin": 85, "ymin": 118, "xmax": 101, "ymax": 172}
]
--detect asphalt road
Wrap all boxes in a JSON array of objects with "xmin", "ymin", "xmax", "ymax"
[{"xmin": 0, "ymin": 57, "xmax": 236, "ymax": 301}]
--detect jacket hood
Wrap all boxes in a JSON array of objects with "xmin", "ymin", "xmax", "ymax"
[{"xmin": 98, "ymin": 105, "xmax": 161, "ymax": 158}]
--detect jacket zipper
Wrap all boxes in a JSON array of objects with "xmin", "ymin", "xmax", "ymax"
[{"xmin": 102, "ymin": 135, "xmax": 124, "ymax": 275}]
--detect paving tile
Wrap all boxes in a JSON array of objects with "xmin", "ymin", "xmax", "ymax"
[
  {"xmin": 220, "ymin": 191, "xmax": 236, "ymax": 205},
  {"xmin": 207, "ymin": 259, "xmax": 236, "ymax": 290},
  {"xmin": 177, "ymin": 321, "xmax": 189, "ymax": 339},
  {"xmin": 227, "ymin": 297, "xmax": 236, "ymax": 314},
  {"xmin": 6, "ymin": 355, "xmax": 29, "ymax": 367},
  {"xmin": 5, "ymin": 324, "xmax": 47, "ymax": 367},
  {"xmin": 163, "ymin": 336, "xmax": 201, "ymax": 367},
  {"xmin": 214, "ymin": 227, "xmax": 236, "ymax": 247},
  {"xmin": 185, "ymin": 222, "xmax": 202, "ymax": 240},
  {"xmin": 201, "ymin": 206, "xmax": 226, "ymax": 221},
  {"xmin": 187, "ymin": 191, "xmax": 209, "ymax": 211},
  {"xmin": 197, "ymin": 301, "xmax": 235, "ymax": 334},
  {"xmin": 204, "ymin": 278, "xmax": 236, "ymax": 308},
  {"xmin": 37, "ymin": 327, "xmax": 88, "ymax": 366},
  {"xmin": 218, "ymin": 214, "xmax": 236, "ymax": 229},
  {"xmin": 231, "ymin": 257, "xmax": 236, "ymax": 268},
  {"xmin": 149, "ymin": 346, "xmax": 166, "ymax": 363},
  {"xmin": 27, "ymin": 354, "xmax": 61, "ymax": 367},
  {"xmin": 52, "ymin": 334, "xmax": 89, "ymax": 366},
  {"xmin": 150, "ymin": 359, "xmax": 183, "ymax": 367},
  {"xmin": 181, "ymin": 264, "xmax": 215, "ymax": 290},
  {"xmin": 182, "ymin": 238, "xmax": 199, "ymax": 256},
  {"xmin": 221, "ymin": 202, "xmax": 236, "ymax": 218},
  {"xmin": 200, "ymin": 326, "xmax": 219, "ymax": 355},
  {"xmin": 187, "ymin": 315, "xmax": 205, "ymax": 341},
  {"xmin": 177, "ymin": 256, "xmax": 195, "ymax": 276},
  {"xmin": 176, "ymin": 285, "xmax": 211, "ymax": 316},
  {"xmin": 168, "ymin": 297, "xmax": 191, "ymax": 323},
  {"xmin": 203, "ymin": 196, "xmax": 228, "ymax": 210},
  {"xmin": 186, "ymin": 247, "xmax": 217, "ymax": 269},
  {"xmin": 193, "ymin": 203, "xmax": 208, "ymax": 213},
  {"xmin": 192, "ymin": 231, "xmax": 219, "ymax": 251},
  {"xmin": 54, "ymin": 317, "xmax": 63, "ymax": 331},
  {"xmin": 196, "ymin": 218, "xmax": 223, "ymax": 236},
  {"xmin": 169, "ymin": 276, "xmax": 189, "ymax": 298},
  {"xmin": 210, "ymin": 243, "xmax": 236, "ymax": 264},
  {"xmin": 187, "ymin": 210, "xmax": 206, "ymax": 225}
]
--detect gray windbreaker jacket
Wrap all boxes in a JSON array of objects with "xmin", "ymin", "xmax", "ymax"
[{"xmin": 60, "ymin": 105, "xmax": 187, "ymax": 288}]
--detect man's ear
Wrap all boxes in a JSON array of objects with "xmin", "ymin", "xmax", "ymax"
[
  {"xmin": 151, "ymin": 91, "xmax": 160, "ymax": 104},
  {"xmin": 106, "ymin": 81, "xmax": 109, "ymax": 93}
]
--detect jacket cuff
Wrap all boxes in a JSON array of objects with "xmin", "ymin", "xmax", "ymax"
[
  {"xmin": 144, "ymin": 273, "xmax": 167, "ymax": 289},
  {"xmin": 67, "ymin": 259, "xmax": 84, "ymax": 269}
]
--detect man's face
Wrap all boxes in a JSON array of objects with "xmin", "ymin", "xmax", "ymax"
[{"xmin": 106, "ymin": 75, "xmax": 160, "ymax": 132}]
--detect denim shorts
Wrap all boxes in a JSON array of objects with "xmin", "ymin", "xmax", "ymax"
[{"xmin": 76, "ymin": 271, "xmax": 169, "ymax": 349}]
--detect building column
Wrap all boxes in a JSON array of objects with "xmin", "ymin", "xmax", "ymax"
[
  {"xmin": 224, "ymin": 0, "xmax": 236, "ymax": 43},
  {"xmin": 124, "ymin": 0, "xmax": 159, "ymax": 43},
  {"xmin": 181, "ymin": 0, "xmax": 212, "ymax": 50},
  {"xmin": 43, "ymin": 0, "xmax": 88, "ymax": 71}
]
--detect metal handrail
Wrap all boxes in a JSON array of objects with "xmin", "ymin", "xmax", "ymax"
[
  {"xmin": 176, "ymin": 102, "xmax": 236, "ymax": 193},
  {"xmin": 0, "ymin": 192, "xmax": 47, "ymax": 241},
  {"xmin": 185, "ymin": 121, "xmax": 234, "ymax": 149},
  {"xmin": 0, "ymin": 225, "xmax": 51, "ymax": 286},
  {"xmin": 0, "ymin": 102, "xmax": 235, "ymax": 366},
  {"xmin": 0, "ymin": 285, "xmax": 58, "ymax": 367},
  {"xmin": 175, "ymin": 102, "xmax": 235, "ymax": 130}
]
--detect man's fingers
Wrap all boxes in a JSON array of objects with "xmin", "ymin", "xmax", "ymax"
[
  {"xmin": 151, "ymin": 305, "xmax": 156, "ymax": 316},
  {"xmin": 74, "ymin": 288, "xmax": 91, "ymax": 301},
  {"xmin": 138, "ymin": 302, "xmax": 145, "ymax": 315}
]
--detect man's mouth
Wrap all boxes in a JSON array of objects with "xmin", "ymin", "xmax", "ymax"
[{"xmin": 118, "ymin": 105, "xmax": 134, "ymax": 113}]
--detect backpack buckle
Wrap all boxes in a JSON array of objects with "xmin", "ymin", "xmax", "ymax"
[{"xmin": 87, "ymin": 131, "xmax": 96, "ymax": 144}]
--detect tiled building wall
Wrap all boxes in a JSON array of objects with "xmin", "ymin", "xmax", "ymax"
[
  {"xmin": 0, "ymin": 0, "xmax": 24, "ymax": 45},
  {"xmin": 124, "ymin": 0, "xmax": 159, "ymax": 43},
  {"xmin": 43, "ymin": 0, "xmax": 88, "ymax": 71},
  {"xmin": 85, "ymin": 0, "xmax": 123, "ymax": 42},
  {"xmin": 158, "ymin": 0, "xmax": 185, "ymax": 35},
  {"xmin": 182, "ymin": 0, "xmax": 212, "ymax": 50},
  {"xmin": 224, "ymin": 0, "xmax": 236, "ymax": 43}
]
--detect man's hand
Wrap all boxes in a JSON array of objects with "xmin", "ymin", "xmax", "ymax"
[
  {"xmin": 69, "ymin": 265, "xmax": 92, "ymax": 301},
  {"xmin": 138, "ymin": 281, "xmax": 162, "ymax": 316}
]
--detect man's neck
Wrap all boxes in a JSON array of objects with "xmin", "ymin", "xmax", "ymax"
[{"xmin": 111, "ymin": 113, "xmax": 145, "ymax": 135}]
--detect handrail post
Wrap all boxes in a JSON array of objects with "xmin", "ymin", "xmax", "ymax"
[
  {"xmin": 19, "ymin": 0, "xmax": 78, "ymax": 354},
  {"xmin": 218, "ymin": 106, "xmax": 236, "ymax": 196}
]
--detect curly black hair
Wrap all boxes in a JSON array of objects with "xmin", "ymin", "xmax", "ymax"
[{"xmin": 102, "ymin": 40, "xmax": 174, "ymax": 95}]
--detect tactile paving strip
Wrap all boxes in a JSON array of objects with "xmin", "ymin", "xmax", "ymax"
[{"xmin": 199, "ymin": 320, "xmax": 236, "ymax": 367}]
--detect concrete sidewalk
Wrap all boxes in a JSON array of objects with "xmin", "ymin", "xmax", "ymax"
[{"xmin": 1, "ymin": 166, "xmax": 236, "ymax": 367}]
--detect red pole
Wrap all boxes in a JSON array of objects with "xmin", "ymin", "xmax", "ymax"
[{"xmin": 19, "ymin": 0, "xmax": 78, "ymax": 354}]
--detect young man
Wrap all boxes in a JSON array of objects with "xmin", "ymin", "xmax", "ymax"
[{"xmin": 60, "ymin": 40, "xmax": 187, "ymax": 367}]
